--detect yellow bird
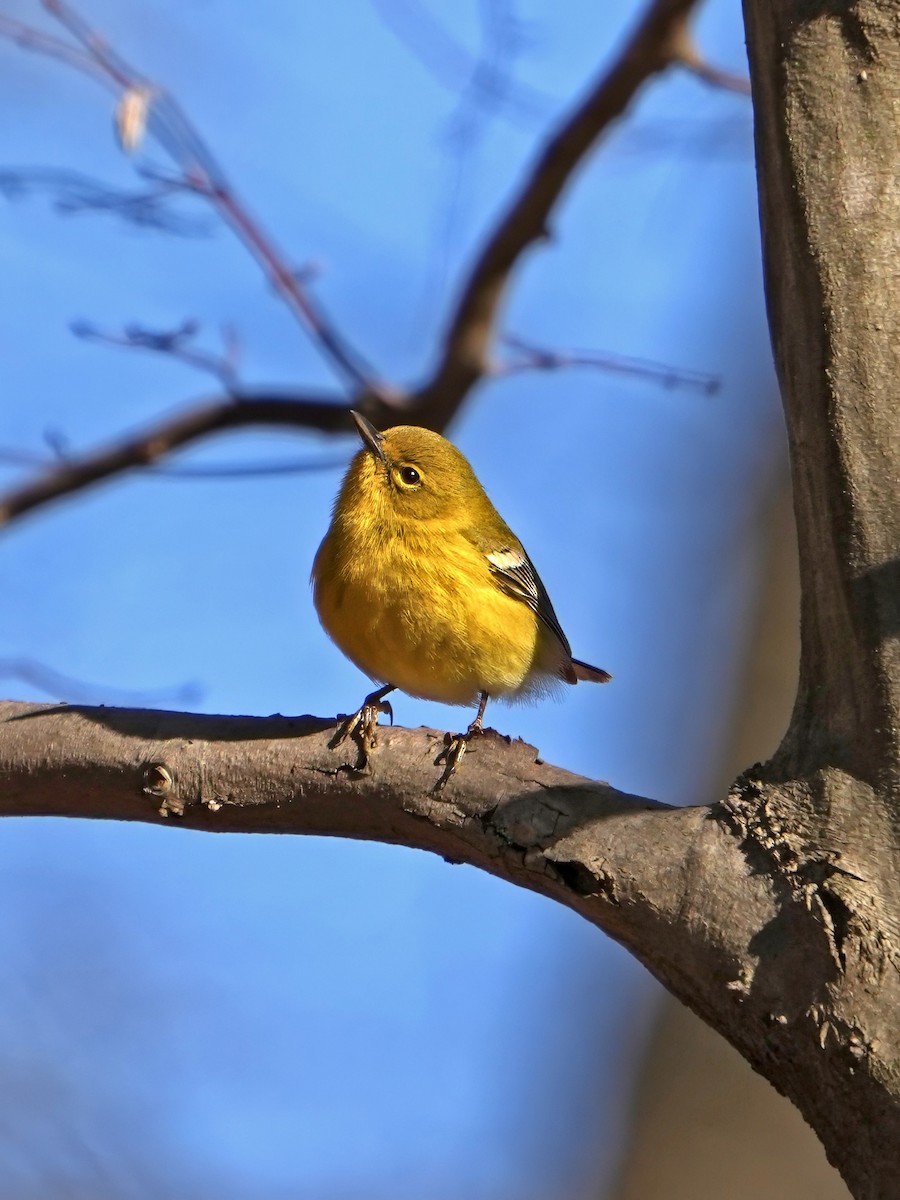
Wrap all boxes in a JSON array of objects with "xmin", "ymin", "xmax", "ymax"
[{"xmin": 312, "ymin": 411, "xmax": 611, "ymax": 784}]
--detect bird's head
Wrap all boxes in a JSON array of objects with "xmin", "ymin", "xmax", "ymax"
[{"xmin": 343, "ymin": 410, "xmax": 487, "ymax": 527}]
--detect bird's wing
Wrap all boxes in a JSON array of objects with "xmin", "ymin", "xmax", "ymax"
[{"xmin": 486, "ymin": 545, "xmax": 573, "ymax": 658}]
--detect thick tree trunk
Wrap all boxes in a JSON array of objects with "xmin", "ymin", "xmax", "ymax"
[{"xmin": 732, "ymin": 1, "xmax": 900, "ymax": 1193}]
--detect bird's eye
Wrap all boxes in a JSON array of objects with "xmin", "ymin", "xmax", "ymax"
[{"xmin": 399, "ymin": 466, "xmax": 421, "ymax": 486}]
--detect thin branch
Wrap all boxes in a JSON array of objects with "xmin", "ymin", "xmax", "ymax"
[
  {"xmin": 414, "ymin": 0, "xmax": 542, "ymax": 327},
  {"xmin": 670, "ymin": 26, "xmax": 752, "ymax": 96},
  {"xmin": 500, "ymin": 334, "xmax": 720, "ymax": 395},
  {"xmin": 0, "ymin": 1, "xmax": 387, "ymax": 397},
  {"xmin": 41, "ymin": 0, "xmax": 133, "ymax": 88},
  {"xmin": 417, "ymin": 0, "xmax": 705, "ymax": 430},
  {"xmin": 0, "ymin": 13, "xmax": 105, "ymax": 80},
  {"xmin": 0, "ymin": 394, "xmax": 371, "ymax": 527},
  {"xmin": 152, "ymin": 455, "xmax": 350, "ymax": 479},
  {"xmin": 0, "ymin": 315, "xmax": 722, "ymax": 520},
  {"xmin": 682, "ymin": 59, "xmax": 752, "ymax": 96},
  {"xmin": 0, "ymin": 441, "xmax": 348, "ymax": 481},
  {"xmin": 0, "ymin": 167, "xmax": 211, "ymax": 234},
  {"xmin": 371, "ymin": 0, "xmax": 552, "ymax": 123},
  {"xmin": 71, "ymin": 319, "xmax": 242, "ymax": 391},
  {"xmin": 0, "ymin": 0, "xmax": 712, "ymax": 524}
]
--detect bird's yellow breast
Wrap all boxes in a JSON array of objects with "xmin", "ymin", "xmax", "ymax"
[{"xmin": 313, "ymin": 514, "xmax": 543, "ymax": 706}]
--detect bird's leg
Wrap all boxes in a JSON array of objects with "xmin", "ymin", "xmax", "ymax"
[
  {"xmin": 330, "ymin": 683, "xmax": 395, "ymax": 767},
  {"xmin": 435, "ymin": 692, "xmax": 489, "ymax": 790}
]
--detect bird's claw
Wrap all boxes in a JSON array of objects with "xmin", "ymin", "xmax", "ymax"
[
  {"xmin": 434, "ymin": 721, "xmax": 483, "ymax": 791},
  {"xmin": 330, "ymin": 695, "xmax": 393, "ymax": 768}
]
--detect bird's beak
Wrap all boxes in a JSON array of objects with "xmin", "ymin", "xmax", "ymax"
[{"xmin": 351, "ymin": 410, "xmax": 386, "ymax": 463}]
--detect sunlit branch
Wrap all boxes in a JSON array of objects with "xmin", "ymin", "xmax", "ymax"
[
  {"xmin": 668, "ymin": 24, "xmax": 752, "ymax": 96},
  {"xmin": 682, "ymin": 59, "xmax": 752, "ymax": 96}
]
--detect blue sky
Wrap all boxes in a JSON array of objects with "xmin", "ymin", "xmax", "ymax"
[{"xmin": 0, "ymin": 1, "xmax": 781, "ymax": 1195}]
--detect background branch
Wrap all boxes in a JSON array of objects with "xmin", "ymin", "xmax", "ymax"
[
  {"xmin": 0, "ymin": 394, "xmax": 358, "ymax": 527},
  {"xmin": 0, "ymin": 0, "xmax": 711, "ymax": 526},
  {"xmin": 417, "ymin": 0, "xmax": 703, "ymax": 429},
  {"xmin": 0, "ymin": 166, "xmax": 211, "ymax": 234},
  {"xmin": 71, "ymin": 319, "xmax": 243, "ymax": 391},
  {"xmin": 499, "ymin": 334, "xmax": 720, "ymax": 394},
  {"xmin": 3, "ymin": 0, "xmax": 387, "ymax": 396}
]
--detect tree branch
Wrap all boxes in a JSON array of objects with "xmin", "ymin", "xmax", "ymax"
[
  {"xmin": 417, "ymin": 0, "xmax": 703, "ymax": 429},
  {"xmin": 499, "ymin": 334, "xmax": 720, "ymax": 394},
  {"xmin": 0, "ymin": 698, "xmax": 766, "ymax": 1018},
  {"xmin": 0, "ymin": 394, "xmax": 361, "ymax": 527},
  {"xmin": 667, "ymin": 23, "xmax": 752, "ymax": 95},
  {"xmin": 5, "ymin": 694, "xmax": 900, "ymax": 1200},
  {"xmin": 0, "ymin": 0, "xmax": 711, "ymax": 525},
  {"xmin": 0, "ymin": 13, "xmax": 104, "ymax": 79},
  {"xmin": 2, "ymin": 1, "xmax": 387, "ymax": 397}
]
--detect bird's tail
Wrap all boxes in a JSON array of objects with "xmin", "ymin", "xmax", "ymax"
[{"xmin": 571, "ymin": 657, "xmax": 612, "ymax": 684}]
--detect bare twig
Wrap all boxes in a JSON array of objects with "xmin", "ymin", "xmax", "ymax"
[
  {"xmin": 0, "ymin": 13, "xmax": 105, "ymax": 79},
  {"xmin": 670, "ymin": 26, "xmax": 752, "ymax": 96},
  {"xmin": 71, "ymin": 319, "xmax": 242, "ymax": 391},
  {"xmin": 0, "ymin": 395, "xmax": 375, "ymax": 527},
  {"xmin": 371, "ymin": 0, "xmax": 552, "ymax": 123},
  {"xmin": 681, "ymin": 59, "xmax": 751, "ymax": 96},
  {"xmin": 0, "ymin": 1, "xmax": 387, "ymax": 397},
  {"xmin": 500, "ymin": 335, "xmax": 720, "ymax": 395},
  {"xmin": 414, "ymin": 0, "xmax": 545, "ymax": 325},
  {"xmin": 0, "ymin": 167, "xmax": 210, "ymax": 234},
  {"xmin": 152, "ymin": 455, "xmax": 350, "ymax": 479},
  {"xmin": 0, "ymin": 441, "xmax": 348, "ymax": 481},
  {"xmin": 0, "ymin": 0, "xmax": 710, "ymax": 524},
  {"xmin": 415, "ymin": 0, "xmax": 706, "ymax": 430}
]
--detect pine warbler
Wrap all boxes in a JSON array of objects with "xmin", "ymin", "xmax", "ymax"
[{"xmin": 312, "ymin": 411, "xmax": 610, "ymax": 784}]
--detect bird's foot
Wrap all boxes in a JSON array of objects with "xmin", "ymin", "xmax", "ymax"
[
  {"xmin": 434, "ymin": 715, "xmax": 485, "ymax": 792},
  {"xmin": 330, "ymin": 687, "xmax": 394, "ymax": 769}
]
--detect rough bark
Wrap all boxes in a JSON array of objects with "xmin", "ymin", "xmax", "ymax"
[
  {"xmin": 745, "ymin": 0, "xmax": 900, "ymax": 785},
  {"xmin": 0, "ymin": 699, "xmax": 795, "ymax": 1067},
  {"xmin": 0, "ymin": 667, "xmax": 891, "ymax": 1199},
  {"xmin": 732, "ymin": 1, "xmax": 900, "ymax": 1193}
]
